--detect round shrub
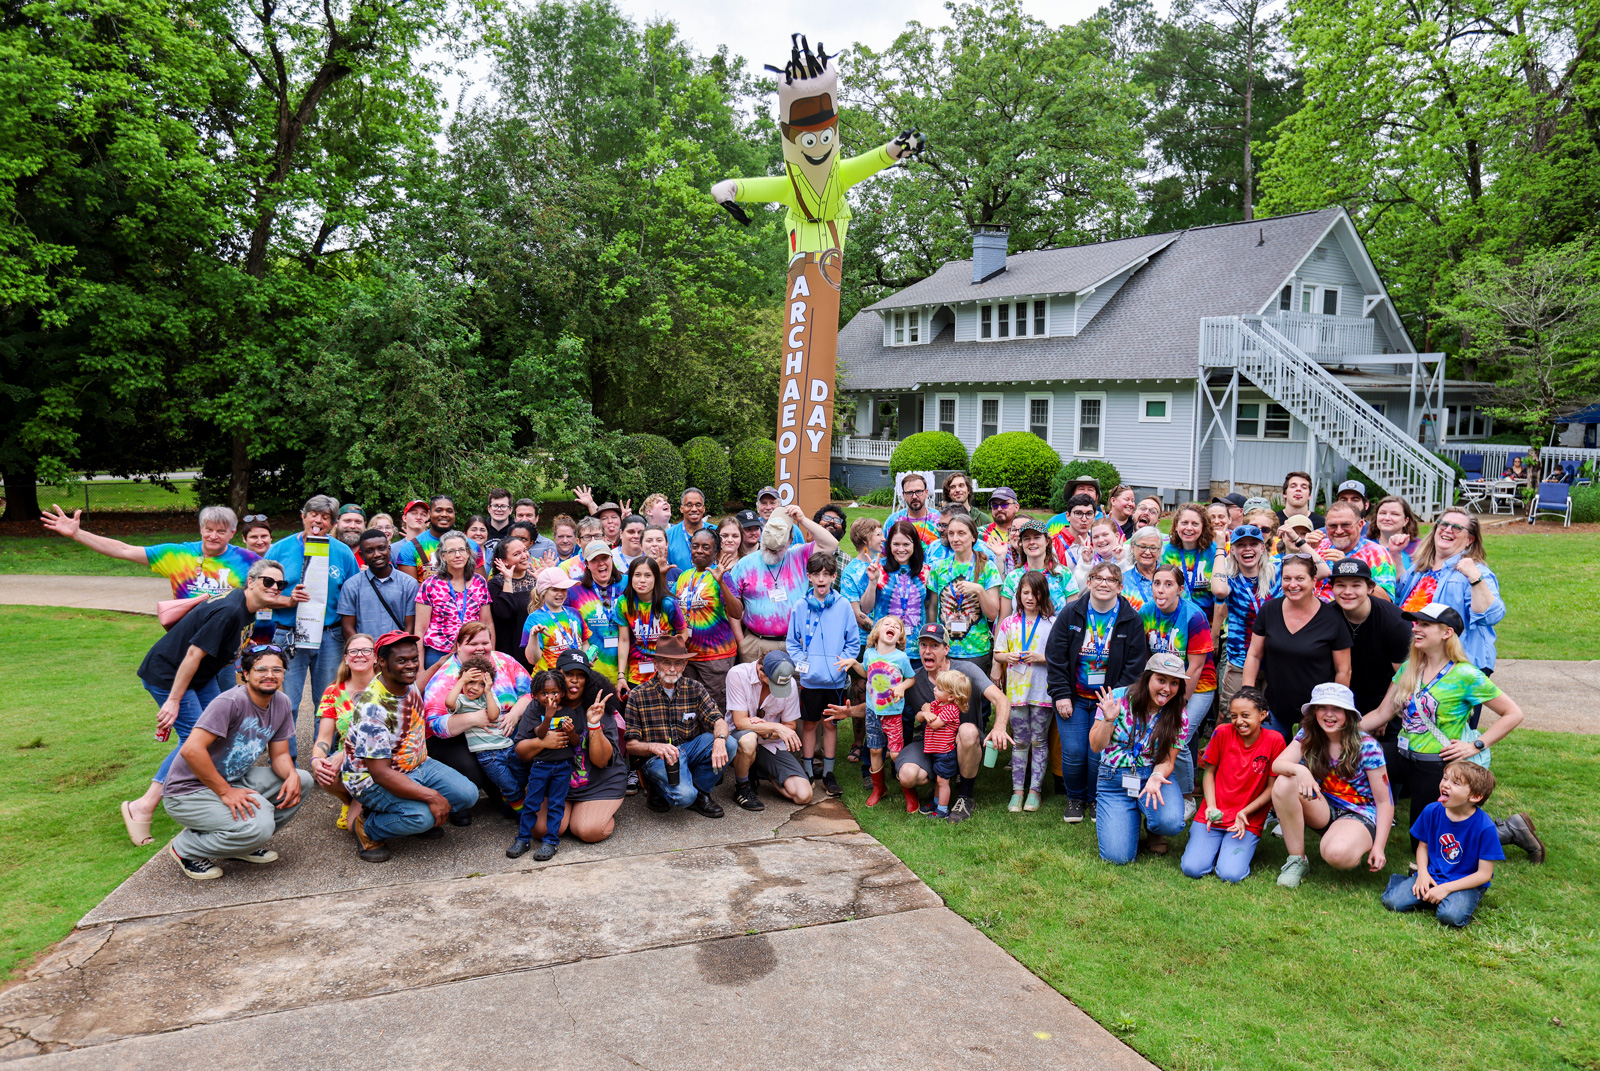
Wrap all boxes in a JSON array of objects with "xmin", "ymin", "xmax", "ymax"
[
  {"xmin": 614, "ymin": 432, "xmax": 686, "ymax": 506},
  {"xmin": 970, "ymin": 432, "xmax": 1062, "ymax": 507},
  {"xmin": 889, "ymin": 431, "xmax": 968, "ymax": 476},
  {"xmin": 730, "ymin": 437, "xmax": 777, "ymax": 505},
  {"xmin": 680, "ymin": 435, "xmax": 732, "ymax": 511},
  {"xmin": 1049, "ymin": 460, "xmax": 1123, "ymax": 512}
]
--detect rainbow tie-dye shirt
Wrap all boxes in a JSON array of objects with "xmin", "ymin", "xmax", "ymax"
[
  {"xmin": 145, "ymin": 542, "xmax": 260, "ymax": 598},
  {"xmin": 565, "ymin": 580, "xmax": 624, "ymax": 682},
  {"xmin": 674, "ymin": 568, "xmax": 737, "ymax": 661}
]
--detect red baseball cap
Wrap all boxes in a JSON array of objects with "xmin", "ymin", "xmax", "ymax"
[
  {"xmin": 374, "ymin": 630, "xmax": 418, "ymax": 653},
  {"xmin": 403, "ymin": 499, "xmax": 428, "ymax": 515}
]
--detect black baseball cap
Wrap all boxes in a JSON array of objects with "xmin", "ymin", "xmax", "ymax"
[
  {"xmin": 918, "ymin": 622, "xmax": 948, "ymax": 644},
  {"xmin": 556, "ymin": 650, "xmax": 591, "ymax": 673},
  {"xmin": 736, "ymin": 508, "xmax": 762, "ymax": 529},
  {"xmin": 1403, "ymin": 603, "xmax": 1465, "ymax": 633},
  {"xmin": 1329, "ymin": 558, "xmax": 1373, "ymax": 583}
]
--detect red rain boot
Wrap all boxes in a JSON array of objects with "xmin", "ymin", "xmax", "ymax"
[{"xmin": 867, "ymin": 769, "xmax": 886, "ymax": 807}]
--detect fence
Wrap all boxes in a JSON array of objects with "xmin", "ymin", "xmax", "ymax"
[{"xmin": 1435, "ymin": 444, "xmax": 1600, "ymax": 481}]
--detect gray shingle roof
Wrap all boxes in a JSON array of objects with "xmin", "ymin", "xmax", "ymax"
[{"xmin": 841, "ymin": 208, "xmax": 1346, "ymax": 390}]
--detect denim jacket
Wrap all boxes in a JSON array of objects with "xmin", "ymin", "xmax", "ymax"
[{"xmin": 1398, "ymin": 555, "xmax": 1506, "ymax": 670}]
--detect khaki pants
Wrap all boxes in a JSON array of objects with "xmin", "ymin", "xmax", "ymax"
[
  {"xmin": 1219, "ymin": 663, "xmax": 1245, "ymax": 715},
  {"xmin": 685, "ymin": 657, "xmax": 735, "ymax": 710},
  {"xmin": 737, "ymin": 632, "xmax": 786, "ymax": 666}
]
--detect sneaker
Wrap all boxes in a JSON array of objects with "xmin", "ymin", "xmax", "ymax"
[
  {"xmin": 918, "ymin": 797, "xmax": 936, "ymax": 816},
  {"xmin": 947, "ymin": 797, "xmax": 974, "ymax": 824},
  {"xmin": 1087, "ymin": 800, "xmax": 1096, "ymax": 824},
  {"xmin": 226, "ymin": 847, "xmax": 278, "ymax": 864},
  {"xmin": 1023, "ymin": 790, "xmax": 1041, "ymax": 812},
  {"xmin": 822, "ymin": 771, "xmax": 842, "ymax": 798},
  {"xmin": 506, "ymin": 838, "xmax": 533, "ymax": 859},
  {"xmin": 811, "ymin": 760, "xmax": 824, "ymax": 782},
  {"xmin": 351, "ymin": 812, "xmax": 391, "ymax": 863},
  {"xmin": 1184, "ymin": 797, "xmax": 1198, "ymax": 823},
  {"xmin": 533, "ymin": 842, "xmax": 557, "ymax": 862},
  {"xmin": 690, "ymin": 792, "xmax": 725, "ymax": 819},
  {"xmin": 626, "ymin": 770, "xmax": 641, "ymax": 796},
  {"xmin": 1008, "ymin": 792, "xmax": 1025, "ymax": 813},
  {"xmin": 447, "ymin": 811, "xmax": 472, "ymax": 827},
  {"xmin": 170, "ymin": 845, "xmax": 222, "ymax": 880},
  {"xmin": 1500, "ymin": 812, "xmax": 1545, "ymax": 864},
  {"xmin": 1277, "ymin": 854, "xmax": 1310, "ymax": 888},
  {"xmin": 1062, "ymin": 799, "xmax": 1085, "ymax": 824},
  {"xmin": 734, "ymin": 781, "xmax": 765, "ymax": 812}
]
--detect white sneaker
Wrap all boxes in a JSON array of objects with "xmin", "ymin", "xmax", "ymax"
[{"xmin": 1183, "ymin": 797, "xmax": 1198, "ymax": 823}]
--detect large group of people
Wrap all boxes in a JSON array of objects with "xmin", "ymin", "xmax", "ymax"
[{"xmin": 44, "ymin": 465, "xmax": 1548, "ymax": 928}]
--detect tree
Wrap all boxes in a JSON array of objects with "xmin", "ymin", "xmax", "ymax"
[{"xmin": 1437, "ymin": 238, "xmax": 1600, "ymax": 443}]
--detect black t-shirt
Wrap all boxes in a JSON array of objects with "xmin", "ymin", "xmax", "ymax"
[
  {"xmin": 138, "ymin": 588, "xmax": 255, "ymax": 688},
  {"xmin": 488, "ymin": 575, "xmax": 536, "ymax": 668},
  {"xmin": 1251, "ymin": 597, "xmax": 1353, "ymax": 727},
  {"xmin": 1276, "ymin": 508, "xmax": 1326, "ymax": 528},
  {"xmin": 902, "ymin": 658, "xmax": 993, "ymax": 741},
  {"xmin": 514, "ymin": 702, "xmax": 577, "ymax": 764},
  {"xmin": 1343, "ymin": 596, "xmax": 1412, "ymax": 715}
]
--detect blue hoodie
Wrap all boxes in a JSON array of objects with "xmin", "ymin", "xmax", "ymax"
[{"xmin": 786, "ymin": 587, "xmax": 861, "ymax": 689}]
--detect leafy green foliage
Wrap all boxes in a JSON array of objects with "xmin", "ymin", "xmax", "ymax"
[
  {"xmin": 614, "ymin": 433, "xmax": 686, "ymax": 505},
  {"xmin": 680, "ymin": 436, "xmax": 732, "ymax": 511},
  {"xmin": 889, "ymin": 432, "xmax": 968, "ymax": 476},
  {"xmin": 858, "ymin": 485, "xmax": 896, "ymax": 507},
  {"xmin": 969, "ymin": 432, "xmax": 1061, "ymax": 506},
  {"xmin": 1049, "ymin": 460, "xmax": 1123, "ymax": 510},
  {"xmin": 1571, "ymin": 484, "xmax": 1600, "ymax": 524},
  {"xmin": 729, "ymin": 438, "xmax": 776, "ymax": 506}
]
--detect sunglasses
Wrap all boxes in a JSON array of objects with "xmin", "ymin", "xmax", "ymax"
[
  {"xmin": 245, "ymin": 643, "xmax": 285, "ymax": 655},
  {"xmin": 1436, "ymin": 521, "xmax": 1470, "ymax": 534},
  {"xmin": 256, "ymin": 576, "xmax": 288, "ymax": 590},
  {"xmin": 242, "ymin": 514, "xmax": 269, "ymax": 523}
]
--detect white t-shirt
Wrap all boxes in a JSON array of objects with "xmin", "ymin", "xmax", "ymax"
[{"xmin": 724, "ymin": 661, "xmax": 801, "ymax": 753}]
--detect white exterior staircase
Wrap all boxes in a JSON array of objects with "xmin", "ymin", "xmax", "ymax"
[{"xmin": 1201, "ymin": 316, "xmax": 1455, "ymax": 518}]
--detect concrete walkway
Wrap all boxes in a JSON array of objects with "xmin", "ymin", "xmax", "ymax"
[{"xmin": 0, "ymin": 576, "xmax": 169, "ymax": 617}]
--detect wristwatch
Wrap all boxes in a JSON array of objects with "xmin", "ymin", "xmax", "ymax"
[
  {"xmin": 1469, "ymin": 575, "xmax": 1484, "ymax": 586},
  {"xmin": 1472, "ymin": 738, "xmax": 1486, "ymax": 751}
]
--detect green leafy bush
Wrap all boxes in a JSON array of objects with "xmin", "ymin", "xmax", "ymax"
[
  {"xmin": 614, "ymin": 433, "xmax": 686, "ymax": 505},
  {"xmin": 1432, "ymin": 452, "xmax": 1468, "ymax": 502},
  {"xmin": 970, "ymin": 432, "xmax": 1061, "ymax": 506},
  {"xmin": 730, "ymin": 438, "xmax": 777, "ymax": 505},
  {"xmin": 1345, "ymin": 466, "xmax": 1386, "ymax": 507},
  {"xmin": 680, "ymin": 435, "xmax": 732, "ymax": 511},
  {"xmin": 858, "ymin": 485, "xmax": 895, "ymax": 507},
  {"xmin": 1570, "ymin": 483, "xmax": 1600, "ymax": 523},
  {"xmin": 1049, "ymin": 460, "xmax": 1123, "ymax": 512},
  {"xmin": 889, "ymin": 431, "xmax": 968, "ymax": 476}
]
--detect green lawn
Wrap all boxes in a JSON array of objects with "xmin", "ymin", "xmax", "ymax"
[
  {"xmin": 838, "ymin": 725, "xmax": 1600, "ymax": 1071},
  {"xmin": 0, "ymin": 607, "xmax": 181, "ymax": 977},
  {"xmin": 31, "ymin": 479, "xmax": 198, "ymax": 513}
]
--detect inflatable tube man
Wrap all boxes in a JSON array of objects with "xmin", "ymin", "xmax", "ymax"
[{"xmin": 712, "ymin": 34, "xmax": 924, "ymax": 515}]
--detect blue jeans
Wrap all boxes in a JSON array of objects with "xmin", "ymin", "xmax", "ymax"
[
  {"xmin": 643, "ymin": 732, "xmax": 737, "ymax": 808},
  {"xmin": 144, "ymin": 679, "xmax": 222, "ymax": 784},
  {"xmin": 424, "ymin": 646, "xmax": 450, "ymax": 668},
  {"xmin": 1057, "ymin": 696, "xmax": 1101, "ymax": 803},
  {"xmin": 1174, "ymin": 690, "xmax": 1213, "ymax": 795},
  {"xmin": 516, "ymin": 761, "xmax": 572, "ymax": 847},
  {"xmin": 1382, "ymin": 873, "xmax": 1485, "ymax": 928},
  {"xmin": 1095, "ymin": 764, "xmax": 1186, "ymax": 865},
  {"xmin": 281, "ymin": 627, "xmax": 345, "ymax": 758},
  {"xmin": 1180, "ymin": 819, "xmax": 1261, "ymax": 883},
  {"xmin": 353, "ymin": 758, "xmax": 479, "ymax": 841},
  {"xmin": 477, "ymin": 748, "xmax": 530, "ymax": 808}
]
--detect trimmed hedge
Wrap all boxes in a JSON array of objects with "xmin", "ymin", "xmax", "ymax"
[
  {"xmin": 1049, "ymin": 460, "xmax": 1123, "ymax": 512},
  {"xmin": 889, "ymin": 431, "xmax": 968, "ymax": 476},
  {"xmin": 614, "ymin": 433, "xmax": 686, "ymax": 506},
  {"xmin": 680, "ymin": 435, "xmax": 731, "ymax": 511},
  {"xmin": 730, "ymin": 438, "xmax": 777, "ymax": 505},
  {"xmin": 970, "ymin": 432, "xmax": 1061, "ymax": 506}
]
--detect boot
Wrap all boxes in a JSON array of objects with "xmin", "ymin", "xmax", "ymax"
[
  {"xmin": 867, "ymin": 769, "xmax": 887, "ymax": 807},
  {"xmin": 902, "ymin": 783, "xmax": 921, "ymax": 814},
  {"xmin": 1495, "ymin": 812, "xmax": 1545, "ymax": 863}
]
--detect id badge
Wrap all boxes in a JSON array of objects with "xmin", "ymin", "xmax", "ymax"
[
  {"xmin": 637, "ymin": 660, "xmax": 654, "ymax": 676},
  {"xmin": 795, "ymin": 661, "xmax": 810, "ymax": 675},
  {"xmin": 1122, "ymin": 773, "xmax": 1141, "ymax": 797},
  {"xmin": 604, "ymin": 636, "xmax": 619, "ymax": 649},
  {"xmin": 771, "ymin": 587, "xmax": 789, "ymax": 603},
  {"xmin": 1087, "ymin": 672, "xmax": 1106, "ymax": 687}
]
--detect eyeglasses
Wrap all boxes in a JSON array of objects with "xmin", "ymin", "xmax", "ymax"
[
  {"xmin": 1070, "ymin": 510, "xmax": 1095, "ymax": 519},
  {"xmin": 242, "ymin": 514, "xmax": 269, "ymax": 523},
  {"xmin": 346, "ymin": 647, "xmax": 376, "ymax": 657},
  {"xmin": 1134, "ymin": 543, "xmax": 1162, "ymax": 552},
  {"xmin": 1436, "ymin": 521, "xmax": 1470, "ymax": 534},
  {"xmin": 442, "ymin": 547, "xmax": 470, "ymax": 555},
  {"xmin": 256, "ymin": 576, "xmax": 288, "ymax": 590}
]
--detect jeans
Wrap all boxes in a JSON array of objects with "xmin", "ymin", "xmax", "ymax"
[
  {"xmin": 1382, "ymin": 872, "xmax": 1485, "ymax": 928},
  {"xmin": 281, "ymin": 627, "xmax": 345, "ymax": 758},
  {"xmin": 1179, "ymin": 819, "xmax": 1261, "ymax": 883},
  {"xmin": 1174, "ymin": 690, "xmax": 1213, "ymax": 795},
  {"xmin": 642, "ymin": 732, "xmax": 737, "ymax": 808},
  {"xmin": 353, "ymin": 758, "xmax": 479, "ymax": 841},
  {"xmin": 163, "ymin": 767, "xmax": 313, "ymax": 860},
  {"xmin": 1095, "ymin": 764, "xmax": 1186, "ymax": 865},
  {"xmin": 516, "ymin": 761, "xmax": 572, "ymax": 847},
  {"xmin": 477, "ymin": 747, "xmax": 530, "ymax": 808},
  {"xmin": 144, "ymin": 679, "xmax": 222, "ymax": 784},
  {"xmin": 424, "ymin": 646, "xmax": 450, "ymax": 668},
  {"xmin": 213, "ymin": 665, "xmax": 237, "ymax": 692},
  {"xmin": 1057, "ymin": 696, "xmax": 1101, "ymax": 803}
]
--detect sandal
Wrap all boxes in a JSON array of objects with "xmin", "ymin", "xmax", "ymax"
[
  {"xmin": 336, "ymin": 803, "xmax": 351, "ymax": 831},
  {"xmin": 846, "ymin": 745, "xmax": 862, "ymax": 765},
  {"xmin": 121, "ymin": 801, "xmax": 153, "ymax": 846}
]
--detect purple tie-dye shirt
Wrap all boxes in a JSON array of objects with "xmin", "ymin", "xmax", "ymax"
[{"xmin": 727, "ymin": 543, "xmax": 814, "ymax": 639}]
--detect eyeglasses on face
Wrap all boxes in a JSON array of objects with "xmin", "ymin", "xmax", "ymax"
[
  {"xmin": 345, "ymin": 647, "xmax": 376, "ymax": 657},
  {"xmin": 256, "ymin": 576, "xmax": 288, "ymax": 590}
]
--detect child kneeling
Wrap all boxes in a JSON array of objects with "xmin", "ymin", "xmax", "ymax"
[
  {"xmin": 1382, "ymin": 761, "xmax": 1504, "ymax": 928},
  {"xmin": 1181, "ymin": 687, "xmax": 1284, "ymax": 883}
]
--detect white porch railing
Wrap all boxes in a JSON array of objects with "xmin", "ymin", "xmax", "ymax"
[
  {"xmin": 1262, "ymin": 311, "xmax": 1376, "ymax": 360},
  {"xmin": 1436, "ymin": 443, "xmax": 1600, "ymax": 481},
  {"xmin": 831, "ymin": 436, "xmax": 898, "ymax": 463},
  {"xmin": 1202, "ymin": 316, "xmax": 1455, "ymax": 518}
]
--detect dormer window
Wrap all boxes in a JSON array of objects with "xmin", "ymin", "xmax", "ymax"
[
  {"xmin": 887, "ymin": 309, "xmax": 923, "ymax": 346},
  {"xmin": 979, "ymin": 300, "xmax": 1047, "ymax": 340}
]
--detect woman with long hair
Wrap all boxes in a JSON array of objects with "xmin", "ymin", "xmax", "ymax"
[
  {"xmin": 522, "ymin": 652, "xmax": 629, "ymax": 844},
  {"xmin": 1142, "ymin": 564, "xmax": 1215, "ymax": 803},
  {"xmin": 613, "ymin": 556, "xmax": 682, "ymax": 699},
  {"xmin": 1163, "ymin": 502, "xmax": 1217, "ymax": 617},
  {"xmin": 488, "ymin": 536, "xmax": 537, "ymax": 668},
  {"xmin": 415, "ymin": 530, "xmax": 493, "ymax": 668},
  {"xmin": 999, "ymin": 518, "xmax": 1077, "ymax": 621},
  {"xmin": 566, "ymin": 543, "xmax": 625, "ymax": 685},
  {"xmin": 926, "ymin": 513, "xmax": 1001, "ymax": 664},
  {"xmin": 876, "ymin": 519, "xmax": 931, "ymax": 655},
  {"xmin": 1089, "ymin": 652, "xmax": 1191, "ymax": 863},
  {"xmin": 309, "ymin": 634, "xmax": 379, "ymax": 830},
  {"xmin": 1372, "ymin": 495, "xmax": 1421, "ymax": 571},
  {"xmin": 1395, "ymin": 508, "xmax": 1506, "ymax": 701},
  {"xmin": 1210, "ymin": 523, "xmax": 1277, "ymax": 713}
]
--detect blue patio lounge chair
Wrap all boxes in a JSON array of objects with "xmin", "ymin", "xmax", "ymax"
[
  {"xmin": 1459, "ymin": 452, "xmax": 1484, "ymax": 481},
  {"xmin": 1528, "ymin": 481, "xmax": 1572, "ymax": 526}
]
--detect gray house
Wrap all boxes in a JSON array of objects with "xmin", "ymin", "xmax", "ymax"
[{"xmin": 833, "ymin": 208, "xmax": 1487, "ymax": 518}]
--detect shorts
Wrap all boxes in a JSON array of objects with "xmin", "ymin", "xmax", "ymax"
[
  {"xmin": 864, "ymin": 710, "xmax": 897, "ymax": 750},
  {"xmin": 799, "ymin": 686, "xmax": 848, "ymax": 723},
  {"xmin": 892, "ymin": 739, "xmax": 931, "ymax": 777},
  {"xmin": 1309, "ymin": 806, "xmax": 1378, "ymax": 840},
  {"xmin": 752, "ymin": 746, "xmax": 808, "ymax": 785},
  {"xmin": 929, "ymin": 749, "xmax": 958, "ymax": 780}
]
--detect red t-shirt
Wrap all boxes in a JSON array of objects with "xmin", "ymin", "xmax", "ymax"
[{"xmin": 1200, "ymin": 723, "xmax": 1286, "ymax": 836}]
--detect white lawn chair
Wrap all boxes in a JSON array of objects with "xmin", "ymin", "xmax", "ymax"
[{"xmin": 1458, "ymin": 478, "xmax": 1488, "ymax": 512}]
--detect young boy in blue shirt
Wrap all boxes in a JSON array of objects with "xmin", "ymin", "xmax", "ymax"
[
  {"xmin": 1381, "ymin": 761, "xmax": 1505, "ymax": 928},
  {"xmin": 786, "ymin": 554, "xmax": 861, "ymax": 799}
]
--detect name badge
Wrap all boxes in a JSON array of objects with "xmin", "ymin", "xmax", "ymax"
[
  {"xmin": 795, "ymin": 662, "xmax": 810, "ymax": 675},
  {"xmin": 1122, "ymin": 773, "xmax": 1141, "ymax": 797},
  {"xmin": 1086, "ymin": 672, "xmax": 1106, "ymax": 686},
  {"xmin": 637, "ymin": 660, "xmax": 655, "ymax": 676},
  {"xmin": 771, "ymin": 587, "xmax": 788, "ymax": 603},
  {"xmin": 603, "ymin": 637, "xmax": 619, "ymax": 649}
]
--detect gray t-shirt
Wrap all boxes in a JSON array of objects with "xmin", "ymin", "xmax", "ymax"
[
  {"xmin": 901, "ymin": 658, "xmax": 994, "ymax": 742},
  {"xmin": 163, "ymin": 686, "xmax": 295, "ymax": 797}
]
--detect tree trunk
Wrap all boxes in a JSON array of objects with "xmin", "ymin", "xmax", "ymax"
[
  {"xmin": 1, "ymin": 459, "xmax": 42, "ymax": 521},
  {"xmin": 230, "ymin": 431, "xmax": 251, "ymax": 515}
]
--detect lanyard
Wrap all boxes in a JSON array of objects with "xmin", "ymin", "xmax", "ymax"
[
  {"xmin": 1123, "ymin": 711, "xmax": 1156, "ymax": 766},
  {"xmin": 685, "ymin": 568, "xmax": 716, "ymax": 608},
  {"xmin": 451, "ymin": 580, "xmax": 470, "ymax": 626},
  {"xmin": 1409, "ymin": 663, "xmax": 1454, "ymax": 709},
  {"xmin": 1021, "ymin": 613, "xmax": 1043, "ymax": 653},
  {"xmin": 800, "ymin": 597, "xmax": 827, "ymax": 654}
]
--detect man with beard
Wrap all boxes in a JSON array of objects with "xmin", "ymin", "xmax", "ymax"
[
  {"xmin": 624, "ymin": 637, "xmax": 734, "ymax": 816},
  {"xmin": 727, "ymin": 504, "xmax": 840, "ymax": 665},
  {"xmin": 335, "ymin": 504, "xmax": 367, "ymax": 551},
  {"xmin": 339, "ymin": 530, "xmax": 419, "ymax": 640}
]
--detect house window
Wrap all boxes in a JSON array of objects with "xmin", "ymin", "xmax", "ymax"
[
  {"xmin": 1028, "ymin": 395, "xmax": 1052, "ymax": 442},
  {"xmin": 893, "ymin": 313, "xmax": 905, "ymax": 345},
  {"xmin": 1014, "ymin": 302, "xmax": 1029, "ymax": 336},
  {"xmin": 997, "ymin": 303, "xmax": 1009, "ymax": 338},
  {"xmin": 1300, "ymin": 289, "xmax": 1314, "ymax": 314},
  {"xmin": 980, "ymin": 306, "xmax": 992, "ymax": 340},
  {"xmin": 1034, "ymin": 300, "xmax": 1046, "ymax": 336},
  {"xmin": 909, "ymin": 312, "xmax": 919, "ymax": 343},
  {"xmin": 1074, "ymin": 393, "xmax": 1103, "ymax": 455},
  {"xmin": 1448, "ymin": 406, "xmax": 1489, "ymax": 439},
  {"xmin": 1139, "ymin": 392, "xmax": 1171, "ymax": 423},
  {"xmin": 1369, "ymin": 401, "xmax": 1388, "ymax": 419},
  {"xmin": 1237, "ymin": 401, "xmax": 1292, "ymax": 439},
  {"xmin": 937, "ymin": 396, "xmax": 957, "ymax": 435},
  {"xmin": 1280, "ymin": 285, "xmax": 1293, "ymax": 311},
  {"xmin": 979, "ymin": 396, "xmax": 1001, "ymax": 441},
  {"xmin": 1322, "ymin": 288, "xmax": 1340, "ymax": 316}
]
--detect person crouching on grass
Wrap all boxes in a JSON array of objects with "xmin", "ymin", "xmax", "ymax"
[
  {"xmin": 1381, "ymin": 761, "xmax": 1504, "ymax": 927},
  {"xmin": 786, "ymin": 553, "xmax": 860, "ymax": 798},
  {"xmin": 1180, "ymin": 687, "xmax": 1285, "ymax": 884},
  {"xmin": 1089, "ymin": 652, "xmax": 1191, "ymax": 863},
  {"xmin": 917, "ymin": 671, "xmax": 970, "ymax": 819}
]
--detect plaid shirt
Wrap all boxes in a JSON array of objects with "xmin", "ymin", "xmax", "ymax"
[{"xmin": 624, "ymin": 677, "xmax": 726, "ymax": 746}]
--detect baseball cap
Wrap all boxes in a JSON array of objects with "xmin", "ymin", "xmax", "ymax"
[
  {"xmin": 757, "ymin": 485, "xmax": 781, "ymax": 501},
  {"xmin": 535, "ymin": 566, "xmax": 577, "ymax": 593},
  {"xmin": 917, "ymin": 622, "xmax": 948, "ymax": 644},
  {"xmin": 555, "ymin": 650, "xmax": 591, "ymax": 673},
  {"xmin": 1282, "ymin": 514, "xmax": 1316, "ymax": 533},
  {"xmin": 1403, "ymin": 602, "xmax": 1465, "ymax": 633},
  {"xmin": 595, "ymin": 501, "xmax": 622, "ymax": 516},
  {"xmin": 582, "ymin": 539, "xmax": 612, "ymax": 560},
  {"xmin": 338, "ymin": 503, "xmax": 365, "ymax": 519},
  {"xmin": 374, "ymin": 629, "xmax": 418, "ymax": 653},
  {"xmin": 1337, "ymin": 479, "xmax": 1368, "ymax": 497},
  {"xmin": 1242, "ymin": 496, "xmax": 1272, "ymax": 515},
  {"xmin": 988, "ymin": 487, "xmax": 1018, "ymax": 505},
  {"xmin": 1146, "ymin": 651, "xmax": 1187, "ymax": 678},
  {"xmin": 737, "ymin": 509, "xmax": 763, "ymax": 529},
  {"xmin": 1329, "ymin": 557, "xmax": 1373, "ymax": 583},
  {"xmin": 761, "ymin": 651, "xmax": 797, "ymax": 697},
  {"xmin": 1014, "ymin": 518, "xmax": 1047, "ymax": 537},
  {"xmin": 1230, "ymin": 524, "xmax": 1265, "ymax": 543},
  {"xmin": 1218, "ymin": 492, "xmax": 1248, "ymax": 508},
  {"xmin": 403, "ymin": 499, "xmax": 428, "ymax": 515},
  {"xmin": 1301, "ymin": 681, "xmax": 1360, "ymax": 717}
]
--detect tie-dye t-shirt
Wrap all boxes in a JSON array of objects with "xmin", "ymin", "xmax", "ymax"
[
  {"xmin": 1222, "ymin": 576, "xmax": 1269, "ymax": 667},
  {"xmin": 1292, "ymin": 727, "xmax": 1388, "ymax": 821},
  {"xmin": 392, "ymin": 531, "xmax": 485, "ymax": 582},
  {"xmin": 1313, "ymin": 537, "xmax": 1397, "ymax": 601},
  {"xmin": 1076, "ymin": 606, "xmax": 1118, "ymax": 699},
  {"xmin": 1393, "ymin": 661, "xmax": 1502, "ymax": 755},
  {"xmin": 1140, "ymin": 601, "xmax": 1216, "ymax": 692},
  {"xmin": 727, "ymin": 544, "xmax": 814, "ymax": 639},
  {"xmin": 612, "ymin": 596, "xmax": 679, "ymax": 684},
  {"xmin": 1160, "ymin": 545, "xmax": 1215, "ymax": 616},
  {"xmin": 520, "ymin": 607, "xmax": 592, "ymax": 673},
  {"xmin": 341, "ymin": 678, "xmax": 429, "ymax": 795},
  {"xmin": 674, "ymin": 568, "xmax": 737, "ymax": 661},
  {"xmin": 863, "ymin": 646, "xmax": 914, "ymax": 718},
  {"xmin": 1121, "ymin": 568, "xmax": 1155, "ymax": 612},
  {"xmin": 884, "ymin": 509, "xmax": 939, "ymax": 549},
  {"xmin": 1096, "ymin": 686, "xmax": 1190, "ymax": 770},
  {"xmin": 927, "ymin": 554, "xmax": 1002, "ymax": 660},
  {"xmin": 837, "ymin": 557, "xmax": 875, "ymax": 646},
  {"xmin": 992, "ymin": 611, "xmax": 1056, "ymax": 705},
  {"xmin": 1000, "ymin": 565, "xmax": 1079, "ymax": 617},
  {"xmin": 145, "ymin": 542, "xmax": 260, "ymax": 599},
  {"xmin": 566, "ymin": 580, "xmax": 624, "ymax": 682},
  {"xmin": 421, "ymin": 651, "xmax": 532, "ymax": 727},
  {"xmin": 875, "ymin": 563, "xmax": 930, "ymax": 637}
]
